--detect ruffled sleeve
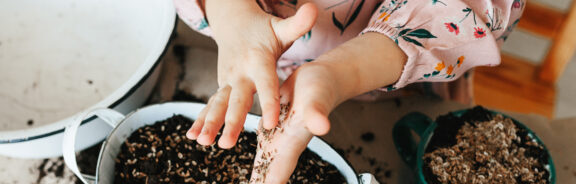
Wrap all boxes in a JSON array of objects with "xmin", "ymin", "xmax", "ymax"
[
  {"xmin": 173, "ymin": 0, "xmax": 212, "ymax": 36},
  {"xmin": 362, "ymin": 0, "xmax": 525, "ymax": 91}
]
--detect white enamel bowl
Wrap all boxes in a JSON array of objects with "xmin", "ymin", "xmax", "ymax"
[
  {"xmin": 0, "ymin": 0, "xmax": 176, "ymax": 158},
  {"xmin": 63, "ymin": 102, "xmax": 378, "ymax": 184}
]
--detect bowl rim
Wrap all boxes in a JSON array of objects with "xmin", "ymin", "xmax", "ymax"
[{"xmin": 0, "ymin": 1, "xmax": 177, "ymax": 143}]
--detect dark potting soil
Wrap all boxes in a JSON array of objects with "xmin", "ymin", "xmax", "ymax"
[
  {"xmin": 424, "ymin": 106, "xmax": 493, "ymax": 153},
  {"xmin": 114, "ymin": 115, "xmax": 346, "ymax": 184},
  {"xmin": 77, "ymin": 142, "xmax": 102, "ymax": 175},
  {"xmin": 422, "ymin": 106, "xmax": 551, "ymax": 184}
]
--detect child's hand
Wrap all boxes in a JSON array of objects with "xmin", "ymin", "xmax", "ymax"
[
  {"xmin": 249, "ymin": 33, "xmax": 407, "ymax": 183},
  {"xmin": 186, "ymin": 1, "xmax": 318, "ymax": 148},
  {"xmin": 250, "ymin": 63, "xmax": 337, "ymax": 183}
]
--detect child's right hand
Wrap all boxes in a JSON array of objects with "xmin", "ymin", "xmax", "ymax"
[{"xmin": 186, "ymin": 1, "xmax": 318, "ymax": 149}]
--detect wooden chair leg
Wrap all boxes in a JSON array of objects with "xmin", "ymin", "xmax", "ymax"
[
  {"xmin": 517, "ymin": 2, "xmax": 564, "ymax": 38},
  {"xmin": 538, "ymin": 1, "xmax": 576, "ymax": 84},
  {"xmin": 474, "ymin": 55, "xmax": 556, "ymax": 118}
]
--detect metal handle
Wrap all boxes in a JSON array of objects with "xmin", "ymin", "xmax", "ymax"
[
  {"xmin": 62, "ymin": 108, "xmax": 125, "ymax": 184},
  {"xmin": 359, "ymin": 173, "xmax": 379, "ymax": 184}
]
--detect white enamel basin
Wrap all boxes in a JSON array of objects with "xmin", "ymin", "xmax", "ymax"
[{"xmin": 0, "ymin": 0, "xmax": 176, "ymax": 158}]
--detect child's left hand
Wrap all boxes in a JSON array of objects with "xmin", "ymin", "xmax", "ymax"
[{"xmin": 249, "ymin": 33, "xmax": 407, "ymax": 183}]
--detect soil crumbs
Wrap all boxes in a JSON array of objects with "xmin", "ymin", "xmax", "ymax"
[
  {"xmin": 36, "ymin": 157, "xmax": 77, "ymax": 184},
  {"xmin": 423, "ymin": 106, "xmax": 550, "ymax": 184},
  {"xmin": 114, "ymin": 115, "xmax": 346, "ymax": 184}
]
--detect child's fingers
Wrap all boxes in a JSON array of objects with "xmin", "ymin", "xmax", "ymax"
[
  {"xmin": 219, "ymin": 87, "xmax": 254, "ymax": 149},
  {"xmin": 273, "ymin": 3, "xmax": 318, "ymax": 47},
  {"xmin": 253, "ymin": 72, "xmax": 280, "ymax": 130},
  {"xmin": 187, "ymin": 102, "xmax": 212, "ymax": 140},
  {"xmin": 197, "ymin": 86, "xmax": 231, "ymax": 145}
]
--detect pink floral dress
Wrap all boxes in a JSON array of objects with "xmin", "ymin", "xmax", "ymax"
[{"xmin": 174, "ymin": 0, "xmax": 526, "ymax": 104}]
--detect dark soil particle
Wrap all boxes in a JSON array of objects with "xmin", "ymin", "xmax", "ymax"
[
  {"xmin": 355, "ymin": 147, "xmax": 363, "ymax": 155},
  {"xmin": 361, "ymin": 132, "xmax": 375, "ymax": 143},
  {"xmin": 172, "ymin": 44, "xmax": 187, "ymax": 60},
  {"xmin": 384, "ymin": 170, "xmax": 392, "ymax": 178},
  {"xmin": 114, "ymin": 115, "xmax": 346, "ymax": 184},
  {"xmin": 334, "ymin": 147, "xmax": 348, "ymax": 159},
  {"xmin": 394, "ymin": 98, "xmax": 402, "ymax": 107},
  {"xmin": 36, "ymin": 159, "xmax": 49, "ymax": 183},
  {"xmin": 375, "ymin": 167, "xmax": 382, "ymax": 175},
  {"xmin": 368, "ymin": 158, "xmax": 376, "ymax": 166}
]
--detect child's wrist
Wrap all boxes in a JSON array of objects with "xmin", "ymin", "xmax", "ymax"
[
  {"xmin": 310, "ymin": 58, "xmax": 361, "ymax": 103},
  {"xmin": 295, "ymin": 62, "xmax": 346, "ymax": 111},
  {"xmin": 312, "ymin": 33, "xmax": 406, "ymax": 100}
]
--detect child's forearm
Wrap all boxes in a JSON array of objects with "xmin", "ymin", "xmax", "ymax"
[{"xmin": 312, "ymin": 32, "xmax": 407, "ymax": 105}]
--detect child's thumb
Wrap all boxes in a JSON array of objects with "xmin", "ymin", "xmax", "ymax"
[
  {"xmin": 273, "ymin": 3, "xmax": 318, "ymax": 47},
  {"xmin": 304, "ymin": 106, "xmax": 331, "ymax": 136}
]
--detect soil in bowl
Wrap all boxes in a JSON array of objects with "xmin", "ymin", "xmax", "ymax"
[
  {"xmin": 114, "ymin": 115, "xmax": 346, "ymax": 184},
  {"xmin": 422, "ymin": 106, "xmax": 551, "ymax": 184}
]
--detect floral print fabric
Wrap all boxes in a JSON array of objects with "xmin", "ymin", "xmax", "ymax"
[
  {"xmin": 173, "ymin": 0, "xmax": 525, "ymax": 103},
  {"xmin": 363, "ymin": 0, "xmax": 525, "ymax": 91}
]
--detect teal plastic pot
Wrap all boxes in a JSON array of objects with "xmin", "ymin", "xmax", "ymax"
[{"xmin": 392, "ymin": 110, "xmax": 556, "ymax": 183}]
